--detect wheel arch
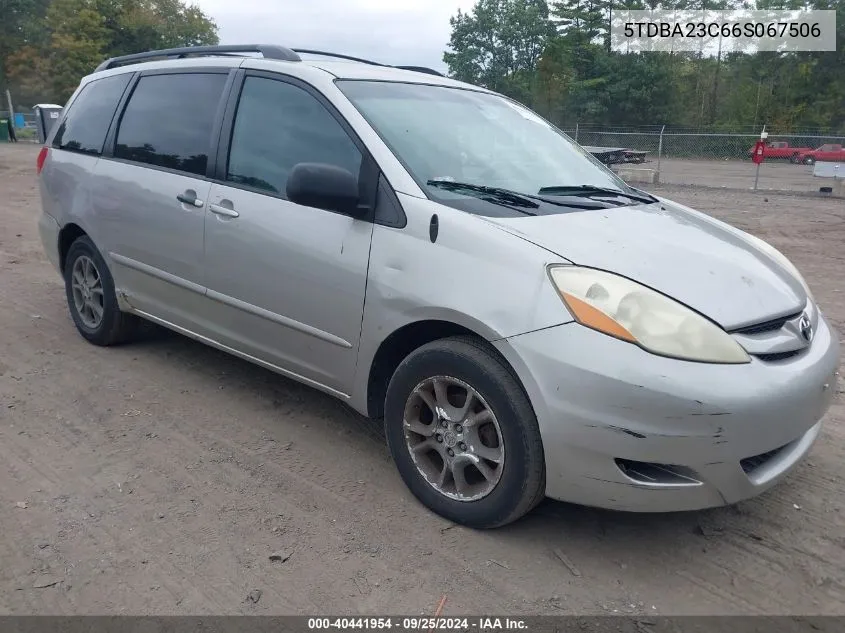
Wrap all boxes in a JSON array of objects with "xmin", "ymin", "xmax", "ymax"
[
  {"xmin": 364, "ymin": 318, "xmax": 528, "ymax": 421},
  {"xmin": 58, "ymin": 222, "xmax": 89, "ymax": 273}
]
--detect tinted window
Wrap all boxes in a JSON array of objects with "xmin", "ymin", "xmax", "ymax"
[
  {"xmin": 115, "ymin": 73, "xmax": 227, "ymax": 176},
  {"xmin": 227, "ymin": 77, "xmax": 362, "ymax": 196},
  {"xmin": 53, "ymin": 74, "xmax": 131, "ymax": 155}
]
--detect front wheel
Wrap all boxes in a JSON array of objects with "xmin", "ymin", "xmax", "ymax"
[
  {"xmin": 803, "ymin": 156, "xmax": 816, "ymax": 165},
  {"xmin": 384, "ymin": 336, "xmax": 545, "ymax": 528}
]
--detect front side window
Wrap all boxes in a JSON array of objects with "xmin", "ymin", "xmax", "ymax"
[
  {"xmin": 53, "ymin": 74, "xmax": 132, "ymax": 155},
  {"xmin": 115, "ymin": 73, "xmax": 228, "ymax": 176},
  {"xmin": 226, "ymin": 76, "xmax": 362, "ymax": 196},
  {"xmin": 336, "ymin": 80, "xmax": 635, "ymax": 207}
]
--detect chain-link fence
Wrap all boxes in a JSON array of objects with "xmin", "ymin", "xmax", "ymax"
[
  {"xmin": 558, "ymin": 124, "xmax": 845, "ymax": 195},
  {"xmin": 1, "ymin": 110, "xmax": 40, "ymax": 142},
  {"xmin": 2, "ymin": 104, "xmax": 842, "ymax": 194}
]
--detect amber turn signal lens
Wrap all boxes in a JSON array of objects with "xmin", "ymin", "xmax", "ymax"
[{"xmin": 560, "ymin": 292, "xmax": 636, "ymax": 343}]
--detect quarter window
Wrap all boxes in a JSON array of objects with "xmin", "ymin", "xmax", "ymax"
[
  {"xmin": 52, "ymin": 74, "xmax": 131, "ymax": 155},
  {"xmin": 226, "ymin": 77, "xmax": 362, "ymax": 196},
  {"xmin": 115, "ymin": 73, "xmax": 228, "ymax": 176}
]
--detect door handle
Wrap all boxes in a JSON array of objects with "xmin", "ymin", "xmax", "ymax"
[
  {"xmin": 209, "ymin": 203, "xmax": 239, "ymax": 218},
  {"xmin": 177, "ymin": 192, "xmax": 204, "ymax": 208}
]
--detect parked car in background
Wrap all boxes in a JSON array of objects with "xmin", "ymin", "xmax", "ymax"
[
  {"xmin": 36, "ymin": 45, "xmax": 840, "ymax": 528},
  {"xmin": 583, "ymin": 146, "xmax": 647, "ymax": 165},
  {"xmin": 795, "ymin": 144, "xmax": 845, "ymax": 165},
  {"xmin": 746, "ymin": 141, "xmax": 811, "ymax": 163}
]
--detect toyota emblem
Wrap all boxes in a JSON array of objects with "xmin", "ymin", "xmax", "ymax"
[{"xmin": 799, "ymin": 315, "xmax": 814, "ymax": 342}]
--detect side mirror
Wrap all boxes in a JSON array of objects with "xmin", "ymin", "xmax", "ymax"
[{"xmin": 286, "ymin": 162, "xmax": 366, "ymax": 218}]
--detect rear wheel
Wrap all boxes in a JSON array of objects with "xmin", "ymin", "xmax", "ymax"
[
  {"xmin": 803, "ymin": 156, "xmax": 816, "ymax": 165},
  {"xmin": 384, "ymin": 336, "xmax": 545, "ymax": 528},
  {"xmin": 64, "ymin": 235, "xmax": 140, "ymax": 346}
]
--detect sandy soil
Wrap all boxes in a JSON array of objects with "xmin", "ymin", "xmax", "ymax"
[{"xmin": 1, "ymin": 143, "xmax": 843, "ymax": 616}]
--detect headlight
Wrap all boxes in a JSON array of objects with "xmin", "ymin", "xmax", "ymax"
[
  {"xmin": 549, "ymin": 266, "xmax": 750, "ymax": 364},
  {"xmin": 741, "ymin": 233, "xmax": 814, "ymax": 303}
]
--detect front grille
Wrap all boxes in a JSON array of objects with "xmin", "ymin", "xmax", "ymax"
[
  {"xmin": 731, "ymin": 311, "xmax": 802, "ymax": 336},
  {"xmin": 741, "ymin": 444, "xmax": 788, "ymax": 474},
  {"xmin": 755, "ymin": 350, "xmax": 803, "ymax": 362}
]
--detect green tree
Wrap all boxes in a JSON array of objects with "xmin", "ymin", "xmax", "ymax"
[
  {"xmin": 447, "ymin": 0, "xmax": 845, "ymax": 132},
  {"xmin": 444, "ymin": 0, "xmax": 556, "ymax": 101},
  {"xmin": 48, "ymin": 0, "xmax": 110, "ymax": 100},
  {"xmin": 0, "ymin": 0, "xmax": 51, "ymax": 97},
  {"xmin": 552, "ymin": 0, "xmax": 608, "ymax": 41},
  {"xmin": 2, "ymin": 0, "xmax": 219, "ymax": 106},
  {"xmin": 604, "ymin": 52, "xmax": 676, "ymax": 125},
  {"xmin": 95, "ymin": 0, "xmax": 218, "ymax": 57}
]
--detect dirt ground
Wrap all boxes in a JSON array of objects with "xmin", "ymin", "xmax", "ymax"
[
  {"xmin": 1, "ymin": 142, "xmax": 843, "ymax": 616},
  {"xmin": 654, "ymin": 158, "xmax": 843, "ymax": 195}
]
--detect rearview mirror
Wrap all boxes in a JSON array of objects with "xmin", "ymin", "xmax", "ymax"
[{"xmin": 286, "ymin": 163, "xmax": 366, "ymax": 218}]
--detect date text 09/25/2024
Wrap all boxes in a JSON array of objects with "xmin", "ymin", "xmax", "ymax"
[{"xmin": 307, "ymin": 618, "xmax": 528, "ymax": 631}]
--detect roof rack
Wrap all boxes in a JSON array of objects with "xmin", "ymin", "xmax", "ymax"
[
  {"xmin": 93, "ymin": 44, "xmax": 445, "ymax": 77},
  {"xmin": 94, "ymin": 44, "xmax": 302, "ymax": 72},
  {"xmin": 394, "ymin": 65, "xmax": 445, "ymax": 77},
  {"xmin": 291, "ymin": 49, "xmax": 445, "ymax": 77},
  {"xmin": 291, "ymin": 49, "xmax": 385, "ymax": 67}
]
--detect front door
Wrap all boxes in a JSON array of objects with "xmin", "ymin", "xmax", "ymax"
[{"xmin": 202, "ymin": 73, "xmax": 374, "ymax": 395}]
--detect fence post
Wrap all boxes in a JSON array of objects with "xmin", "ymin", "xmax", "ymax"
[
  {"xmin": 5, "ymin": 90, "xmax": 14, "ymax": 126},
  {"xmin": 754, "ymin": 126, "xmax": 767, "ymax": 191},
  {"xmin": 574, "ymin": 122, "xmax": 579, "ymax": 143},
  {"xmin": 657, "ymin": 125, "xmax": 665, "ymax": 174}
]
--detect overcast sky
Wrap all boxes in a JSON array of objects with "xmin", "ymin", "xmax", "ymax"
[{"xmin": 192, "ymin": 0, "xmax": 476, "ymax": 73}]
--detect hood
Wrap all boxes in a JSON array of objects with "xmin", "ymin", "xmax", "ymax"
[{"xmin": 482, "ymin": 198, "xmax": 806, "ymax": 330}]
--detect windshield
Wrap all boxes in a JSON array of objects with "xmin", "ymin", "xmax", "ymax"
[{"xmin": 336, "ymin": 80, "xmax": 635, "ymax": 203}]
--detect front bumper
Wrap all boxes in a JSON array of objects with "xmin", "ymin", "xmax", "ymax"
[{"xmin": 494, "ymin": 313, "xmax": 840, "ymax": 512}]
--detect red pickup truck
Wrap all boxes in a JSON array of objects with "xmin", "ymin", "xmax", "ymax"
[
  {"xmin": 795, "ymin": 144, "xmax": 845, "ymax": 165},
  {"xmin": 747, "ymin": 141, "xmax": 811, "ymax": 162}
]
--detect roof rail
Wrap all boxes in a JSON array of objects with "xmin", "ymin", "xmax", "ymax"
[
  {"xmin": 394, "ymin": 65, "xmax": 445, "ymax": 77},
  {"xmin": 291, "ymin": 49, "xmax": 386, "ymax": 67},
  {"xmin": 292, "ymin": 49, "xmax": 445, "ymax": 77},
  {"xmin": 94, "ymin": 45, "xmax": 302, "ymax": 72},
  {"xmin": 94, "ymin": 44, "xmax": 447, "ymax": 78}
]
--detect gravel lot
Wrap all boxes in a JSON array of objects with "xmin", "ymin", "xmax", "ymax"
[
  {"xmin": 1, "ymin": 143, "xmax": 843, "ymax": 616},
  {"xmin": 654, "ymin": 158, "xmax": 843, "ymax": 194}
]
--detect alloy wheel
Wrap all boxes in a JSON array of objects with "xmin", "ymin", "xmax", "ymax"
[
  {"xmin": 403, "ymin": 375, "xmax": 504, "ymax": 501},
  {"xmin": 70, "ymin": 255, "xmax": 105, "ymax": 329}
]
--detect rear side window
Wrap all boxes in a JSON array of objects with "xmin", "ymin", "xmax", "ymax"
[
  {"xmin": 52, "ymin": 74, "xmax": 131, "ymax": 155},
  {"xmin": 226, "ymin": 76, "xmax": 362, "ymax": 196},
  {"xmin": 115, "ymin": 73, "xmax": 228, "ymax": 177}
]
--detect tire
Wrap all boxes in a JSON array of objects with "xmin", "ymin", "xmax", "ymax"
[
  {"xmin": 803, "ymin": 156, "xmax": 815, "ymax": 165},
  {"xmin": 384, "ymin": 336, "xmax": 545, "ymax": 528},
  {"xmin": 790, "ymin": 153, "xmax": 800, "ymax": 164},
  {"xmin": 64, "ymin": 235, "xmax": 139, "ymax": 346}
]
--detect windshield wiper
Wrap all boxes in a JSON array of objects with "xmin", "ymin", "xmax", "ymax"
[
  {"xmin": 537, "ymin": 184, "xmax": 658, "ymax": 205},
  {"xmin": 427, "ymin": 180, "xmax": 609, "ymax": 211},
  {"xmin": 427, "ymin": 180, "xmax": 539, "ymax": 211}
]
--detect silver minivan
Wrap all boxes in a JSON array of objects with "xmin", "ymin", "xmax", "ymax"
[{"xmin": 37, "ymin": 45, "xmax": 839, "ymax": 528}]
